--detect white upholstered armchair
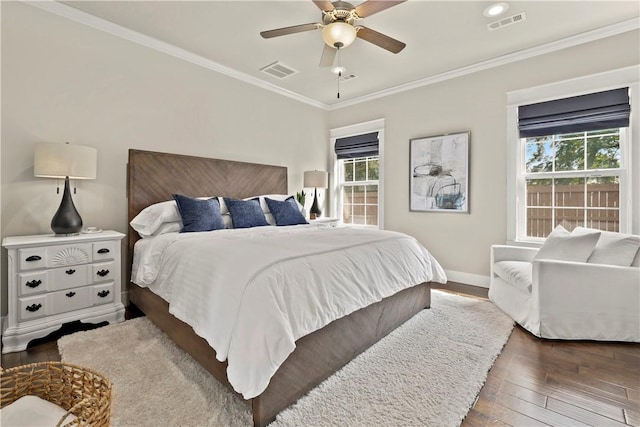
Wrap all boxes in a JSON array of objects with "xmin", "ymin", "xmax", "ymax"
[{"xmin": 489, "ymin": 227, "xmax": 640, "ymax": 342}]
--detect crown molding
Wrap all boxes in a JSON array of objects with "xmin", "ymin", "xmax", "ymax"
[
  {"xmin": 329, "ymin": 17, "xmax": 640, "ymax": 110},
  {"xmin": 23, "ymin": 0, "xmax": 329, "ymax": 110},
  {"xmin": 24, "ymin": 1, "xmax": 638, "ymax": 112}
]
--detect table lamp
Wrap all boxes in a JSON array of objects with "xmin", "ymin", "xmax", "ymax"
[
  {"xmin": 34, "ymin": 142, "xmax": 97, "ymax": 236},
  {"xmin": 303, "ymin": 170, "xmax": 328, "ymax": 220}
]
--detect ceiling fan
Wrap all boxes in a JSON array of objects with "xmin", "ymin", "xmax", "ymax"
[{"xmin": 260, "ymin": 0, "xmax": 407, "ymax": 67}]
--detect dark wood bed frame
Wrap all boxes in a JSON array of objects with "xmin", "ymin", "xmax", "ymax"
[{"xmin": 126, "ymin": 149, "xmax": 431, "ymax": 426}]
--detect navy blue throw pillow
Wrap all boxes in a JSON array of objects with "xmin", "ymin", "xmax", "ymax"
[
  {"xmin": 224, "ymin": 198, "xmax": 269, "ymax": 229},
  {"xmin": 173, "ymin": 194, "xmax": 225, "ymax": 233},
  {"xmin": 265, "ymin": 196, "xmax": 308, "ymax": 226}
]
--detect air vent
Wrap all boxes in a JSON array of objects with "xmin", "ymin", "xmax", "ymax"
[
  {"xmin": 487, "ymin": 12, "xmax": 526, "ymax": 31},
  {"xmin": 260, "ymin": 61, "xmax": 298, "ymax": 79},
  {"xmin": 339, "ymin": 73, "xmax": 358, "ymax": 82}
]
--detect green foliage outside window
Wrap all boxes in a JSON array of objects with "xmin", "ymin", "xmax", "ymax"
[
  {"xmin": 525, "ymin": 129, "xmax": 620, "ymax": 184},
  {"xmin": 343, "ymin": 157, "xmax": 379, "ymax": 182}
]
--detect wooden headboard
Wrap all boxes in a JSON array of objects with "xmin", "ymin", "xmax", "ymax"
[{"xmin": 127, "ymin": 149, "xmax": 288, "ymax": 255}]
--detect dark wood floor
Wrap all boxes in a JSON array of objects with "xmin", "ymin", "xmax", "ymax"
[
  {"xmin": 3, "ymin": 283, "xmax": 639, "ymax": 426},
  {"xmin": 431, "ymin": 283, "xmax": 640, "ymax": 427}
]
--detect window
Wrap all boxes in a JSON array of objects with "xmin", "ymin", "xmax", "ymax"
[
  {"xmin": 524, "ymin": 128, "xmax": 624, "ymax": 237},
  {"xmin": 340, "ymin": 156, "xmax": 379, "ymax": 226},
  {"xmin": 506, "ymin": 67, "xmax": 638, "ymax": 243},
  {"xmin": 330, "ymin": 119, "xmax": 385, "ymax": 228}
]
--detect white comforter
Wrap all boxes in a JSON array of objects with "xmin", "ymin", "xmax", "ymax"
[{"xmin": 132, "ymin": 225, "xmax": 446, "ymax": 399}]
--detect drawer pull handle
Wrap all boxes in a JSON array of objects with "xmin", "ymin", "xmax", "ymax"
[
  {"xmin": 25, "ymin": 280, "xmax": 42, "ymax": 288},
  {"xmin": 97, "ymin": 269, "xmax": 110, "ymax": 277},
  {"xmin": 26, "ymin": 255, "xmax": 42, "ymax": 262},
  {"xmin": 97, "ymin": 248, "xmax": 110, "ymax": 254},
  {"xmin": 97, "ymin": 290, "xmax": 110, "ymax": 298},
  {"xmin": 26, "ymin": 303, "xmax": 42, "ymax": 312},
  {"xmin": 65, "ymin": 269, "xmax": 76, "ymax": 275},
  {"xmin": 66, "ymin": 291, "xmax": 76, "ymax": 297}
]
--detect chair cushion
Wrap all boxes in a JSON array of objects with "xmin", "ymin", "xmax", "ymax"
[
  {"xmin": 534, "ymin": 225, "xmax": 600, "ymax": 263},
  {"xmin": 0, "ymin": 395, "xmax": 77, "ymax": 426},
  {"xmin": 572, "ymin": 227, "xmax": 640, "ymax": 267},
  {"xmin": 494, "ymin": 261, "xmax": 533, "ymax": 294}
]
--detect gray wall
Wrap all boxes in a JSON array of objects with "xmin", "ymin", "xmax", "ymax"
[{"xmin": 0, "ymin": 2, "xmax": 329, "ymax": 314}]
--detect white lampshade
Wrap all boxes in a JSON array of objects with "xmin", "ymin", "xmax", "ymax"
[
  {"xmin": 34, "ymin": 142, "xmax": 97, "ymax": 179},
  {"xmin": 322, "ymin": 22, "xmax": 357, "ymax": 48},
  {"xmin": 304, "ymin": 170, "xmax": 328, "ymax": 188}
]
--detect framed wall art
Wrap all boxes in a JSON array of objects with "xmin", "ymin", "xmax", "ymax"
[{"xmin": 410, "ymin": 131, "xmax": 469, "ymax": 213}]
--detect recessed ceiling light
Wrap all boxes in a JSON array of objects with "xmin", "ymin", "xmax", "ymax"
[
  {"xmin": 331, "ymin": 66, "xmax": 346, "ymax": 75},
  {"xmin": 483, "ymin": 2, "xmax": 509, "ymax": 17}
]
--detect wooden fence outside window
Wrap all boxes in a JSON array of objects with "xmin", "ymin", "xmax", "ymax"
[
  {"xmin": 526, "ymin": 183, "xmax": 619, "ymax": 237},
  {"xmin": 343, "ymin": 190, "xmax": 379, "ymax": 225}
]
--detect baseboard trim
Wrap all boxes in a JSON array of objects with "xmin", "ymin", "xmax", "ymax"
[{"xmin": 444, "ymin": 270, "xmax": 490, "ymax": 289}]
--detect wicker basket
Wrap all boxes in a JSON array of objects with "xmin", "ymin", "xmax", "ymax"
[{"xmin": 1, "ymin": 361, "xmax": 112, "ymax": 427}]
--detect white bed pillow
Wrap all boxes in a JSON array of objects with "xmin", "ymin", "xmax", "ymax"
[
  {"xmin": 572, "ymin": 226, "xmax": 640, "ymax": 267},
  {"xmin": 130, "ymin": 201, "xmax": 181, "ymax": 237},
  {"xmin": 217, "ymin": 197, "xmax": 229, "ymax": 215},
  {"xmin": 534, "ymin": 225, "xmax": 600, "ymax": 263},
  {"xmin": 148, "ymin": 221, "xmax": 182, "ymax": 237}
]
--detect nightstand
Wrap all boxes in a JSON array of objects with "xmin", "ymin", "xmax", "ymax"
[
  {"xmin": 309, "ymin": 217, "xmax": 340, "ymax": 227},
  {"xmin": 2, "ymin": 231, "xmax": 126, "ymax": 353}
]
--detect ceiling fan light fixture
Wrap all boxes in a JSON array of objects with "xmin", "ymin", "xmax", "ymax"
[
  {"xmin": 483, "ymin": 2, "xmax": 509, "ymax": 17},
  {"xmin": 322, "ymin": 21, "xmax": 357, "ymax": 48},
  {"xmin": 331, "ymin": 66, "xmax": 346, "ymax": 75}
]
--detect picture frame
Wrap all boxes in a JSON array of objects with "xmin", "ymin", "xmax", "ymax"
[{"xmin": 410, "ymin": 131, "xmax": 469, "ymax": 213}]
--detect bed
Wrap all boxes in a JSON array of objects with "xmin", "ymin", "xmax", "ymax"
[{"xmin": 126, "ymin": 149, "xmax": 446, "ymax": 426}]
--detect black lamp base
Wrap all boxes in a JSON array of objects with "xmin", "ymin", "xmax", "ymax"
[
  {"xmin": 310, "ymin": 187, "xmax": 322, "ymax": 219},
  {"xmin": 51, "ymin": 177, "xmax": 83, "ymax": 236}
]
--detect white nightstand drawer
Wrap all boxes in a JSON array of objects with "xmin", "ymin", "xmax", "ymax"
[
  {"xmin": 93, "ymin": 262, "xmax": 115, "ymax": 283},
  {"xmin": 46, "ymin": 243, "xmax": 92, "ymax": 268},
  {"xmin": 49, "ymin": 287, "xmax": 92, "ymax": 315},
  {"xmin": 93, "ymin": 241, "xmax": 116, "ymax": 262},
  {"xmin": 18, "ymin": 248, "xmax": 46, "ymax": 271},
  {"xmin": 91, "ymin": 282, "xmax": 115, "ymax": 305},
  {"xmin": 18, "ymin": 271, "xmax": 48, "ymax": 296},
  {"xmin": 49, "ymin": 265, "xmax": 90, "ymax": 292},
  {"xmin": 92, "ymin": 283, "xmax": 115, "ymax": 305},
  {"xmin": 19, "ymin": 295, "xmax": 47, "ymax": 321}
]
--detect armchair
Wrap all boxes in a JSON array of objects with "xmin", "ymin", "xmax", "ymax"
[{"xmin": 489, "ymin": 229, "xmax": 640, "ymax": 342}]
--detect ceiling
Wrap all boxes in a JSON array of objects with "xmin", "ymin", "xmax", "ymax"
[{"xmin": 56, "ymin": 1, "xmax": 639, "ymax": 108}]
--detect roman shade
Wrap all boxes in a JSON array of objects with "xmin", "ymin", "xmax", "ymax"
[
  {"xmin": 518, "ymin": 87, "xmax": 630, "ymax": 138},
  {"xmin": 334, "ymin": 132, "xmax": 379, "ymax": 159}
]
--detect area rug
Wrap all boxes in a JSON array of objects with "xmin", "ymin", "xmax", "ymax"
[{"xmin": 58, "ymin": 290, "xmax": 513, "ymax": 426}]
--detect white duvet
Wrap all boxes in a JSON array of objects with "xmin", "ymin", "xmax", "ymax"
[{"xmin": 132, "ymin": 224, "xmax": 446, "ymax": 399}]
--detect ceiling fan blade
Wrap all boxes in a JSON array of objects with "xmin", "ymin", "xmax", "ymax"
[
  {"xmin": 260, "ymin": 23, "xmax": 320, "ymax": 39},
  {"xmin": 319, "ymin": 44, "xmax": 337, "ymax": 67},
  {"xmin": 355, "ymin": 0, "xmax": 406, "ymax": 18},
  {"xmin": 357, "ymin": 26, "xmax": 406, "ymax": 53},
  {"xmin": 312, "ymin": 0, "xmax": 334, "ymax": 12}
]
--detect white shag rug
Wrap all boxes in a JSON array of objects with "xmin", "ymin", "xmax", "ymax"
[{"xmin": 58, "ymin": 290, "xmax": 513, "ymax": 426}]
